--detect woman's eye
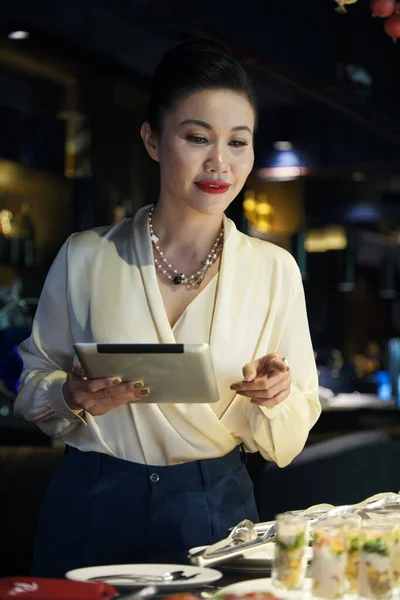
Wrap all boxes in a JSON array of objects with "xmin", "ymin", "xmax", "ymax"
[
  {"xmin": 229, "ymin": 140, "xmax": 248, "ymax": 148},
  {"xmin": 187, "ymin": 135, "xmax": 208, "ymax": 144},
  {"xmin": 185, "ymin": 135, "xmax": 248, "ymax": 147}
]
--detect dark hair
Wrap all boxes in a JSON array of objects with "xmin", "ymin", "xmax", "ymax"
[{"xmin": 147, "ymin": 38, "xmax": 258, "ymax": 134}]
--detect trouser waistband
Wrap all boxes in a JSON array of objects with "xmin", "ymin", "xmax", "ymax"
[{"xmin": 65, "ymin": 444, "xmax": 245, "ymax": 491}]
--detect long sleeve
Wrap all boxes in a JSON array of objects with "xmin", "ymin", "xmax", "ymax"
[
  {"xmin": 246, "ymin": 260, "xmax": 321, "ymax": 467},
  {"xmin": 14, "ymin": 237, "xmax": 85, "ymax": 437},
  {"xmin": 13, "ymin": 210, "xmax": 320, "ymax": 466}
]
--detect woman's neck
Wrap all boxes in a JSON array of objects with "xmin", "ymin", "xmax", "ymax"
[{"xmin": 150, "ymin": 198, "xmax": 224, "ymax": 262}]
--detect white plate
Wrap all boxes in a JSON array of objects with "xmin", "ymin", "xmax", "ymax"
[
  {"xmin": 189, "ymin": 544, "xmax": 313, "ymax": 571},
  {"xmin": 65, "ymin": 563, "xmax": 222, "ymax": 591},
  {"xmin": 218, "ymin": 577, "xmax": 312, "ymax": 598}
]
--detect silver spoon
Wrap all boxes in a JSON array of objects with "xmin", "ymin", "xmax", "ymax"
[{"xmin": 87, "ymin": 569, "xmax": 199, "ymax": 583}]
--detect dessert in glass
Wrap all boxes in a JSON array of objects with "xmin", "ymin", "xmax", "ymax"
[
  {"xmin": 359, "ymin": 520, "xmax": 394, "ymax": 600},
  {"xmin": 312, "ymin": 518, "xmax": 348, "ymax": 599},
  {"xmin": 272, "ymin": 513, "xmax": 309, "ymax": 590}
]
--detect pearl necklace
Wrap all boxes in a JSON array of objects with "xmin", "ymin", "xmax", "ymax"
[{"xmin": 148, "ymin": 205, "xmax": 223, "ymax": 288}]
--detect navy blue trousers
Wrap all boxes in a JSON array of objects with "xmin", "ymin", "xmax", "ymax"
[{"xmin": 33, "ymin": 446, "xmax": 259, "ymax": 577}]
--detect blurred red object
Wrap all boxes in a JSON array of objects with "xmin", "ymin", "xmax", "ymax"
[
  {"xmin": 0, "ymin": 577, "xmax": 117, "ymax": 600},
  {"xmin": 370, "ymin": 0, "xmax": 396, "ymax": 17},
  {"xmin": 384, "ymin": 11, "xmax": 400, "ymax": 38}
]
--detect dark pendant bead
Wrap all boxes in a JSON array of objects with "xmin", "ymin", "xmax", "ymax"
[{"xmin": 173, "ymin": 275, "xmax": 183, "ymax": 285}]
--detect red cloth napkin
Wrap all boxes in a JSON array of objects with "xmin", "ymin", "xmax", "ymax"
[{"xmin": 0, "ymin": 578, "xmax": 118, "ymax": 600}]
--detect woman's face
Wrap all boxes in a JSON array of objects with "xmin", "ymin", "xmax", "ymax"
[{"xmin": 143, "ymin": 89, "xmax": 255, "ymax": 216}]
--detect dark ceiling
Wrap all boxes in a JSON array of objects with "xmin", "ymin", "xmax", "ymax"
[{"xmin": 2, "ymin": 0, "xmax": 400, "ymax": 172}]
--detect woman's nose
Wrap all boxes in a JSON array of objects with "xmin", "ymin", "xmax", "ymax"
[{"xmin": 205, "ymin": 145, "xmax": 228, "ymax": 174}]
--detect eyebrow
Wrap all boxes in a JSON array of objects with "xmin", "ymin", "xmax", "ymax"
[{"xmin": 178, "ymin": 119, "xmax": 253, "ymax": 134}]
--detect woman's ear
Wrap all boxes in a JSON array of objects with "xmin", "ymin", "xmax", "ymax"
[{"xmin": 140, "ymin": 122, "xmax": 159, "ymax": 162}]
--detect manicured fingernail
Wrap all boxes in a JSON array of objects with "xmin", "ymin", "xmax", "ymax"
[
  {"xmin": 112, "ymin": 378, "xmax": 122, "ymax": 386},
  {"xmin": 140, "ymin": 388, "xmax": 150, "ymax": 396},
  {"xmin": 134, "ymin": 381, "xmax": 144, "ymax": 389}
]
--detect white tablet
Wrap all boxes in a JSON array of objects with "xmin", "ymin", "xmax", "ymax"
[{"xmin": 73, "ymin": 343, "xmax": 220, "ymax": 404}]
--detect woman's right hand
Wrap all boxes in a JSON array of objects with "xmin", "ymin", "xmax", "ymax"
[{"xmin": 62, "ymin": 363, "xmax": 149, "ymax": 416}]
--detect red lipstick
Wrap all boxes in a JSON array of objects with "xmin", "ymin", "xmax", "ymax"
[{"xmin": 195, "ymin": 180, "xmax": 231, "ymax": 194}]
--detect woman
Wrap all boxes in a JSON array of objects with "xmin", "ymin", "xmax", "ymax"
[{"xmin": 14, "ymin": 39, "xmax": 320, "ymax": 577}]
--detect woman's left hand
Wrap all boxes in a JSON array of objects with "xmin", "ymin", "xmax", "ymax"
[{"xmin": 230, "ymin": 353, "xmax": 291, "ymax": 408}]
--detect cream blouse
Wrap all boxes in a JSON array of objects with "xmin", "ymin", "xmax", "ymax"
[{"xmin": 14, "ymin": 205, "xmax": 321, "ymax": 467}]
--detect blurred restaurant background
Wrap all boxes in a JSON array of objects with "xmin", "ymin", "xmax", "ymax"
[{"xmin": 0, "ymin": 0, "xmax": 400, "ymax": 576}]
